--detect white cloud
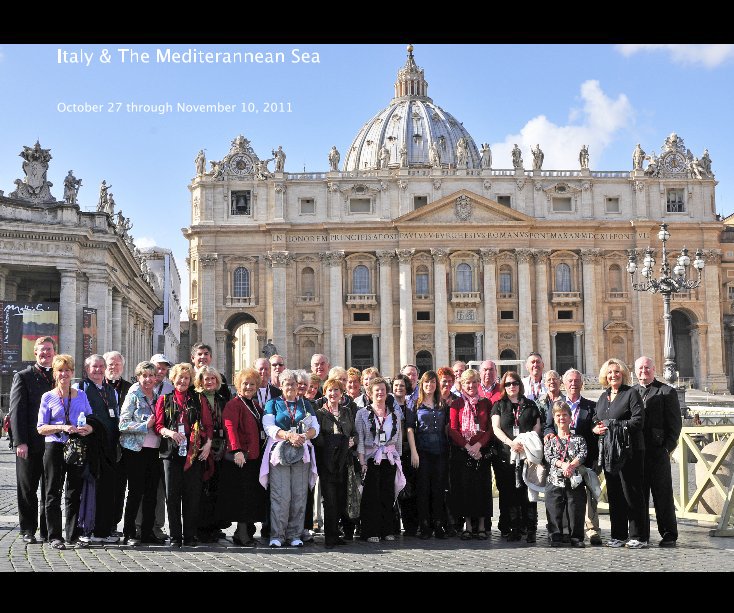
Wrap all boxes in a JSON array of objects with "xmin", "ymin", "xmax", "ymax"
[
  {"xmin": 491, "ymin": 80, "xmax": 633, "ymax": 170},
  {"xmin": 616, "ymin": 44, "xmax": 734, "ymax": 68},
  {"xmin": 135, "ymin": 236, "xmax": 157, "ymax": 249}
]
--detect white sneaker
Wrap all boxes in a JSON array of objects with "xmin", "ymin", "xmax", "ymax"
[
  {"xmin": 79, "ymin": 535, "xmax": 93, "ymax": 544},
  {"xmin": 606, "ymin": 538, "xmax": 625, "ymax": 548},
  {"xmin": 367, "ymin": 536, "xmax": 380, "ymax": 543},
  {"xmin": 384, "ymin": 534, "xmax": 396, "ymax": 541},
  {"xmin": 625, "ymin": 539, "xmax": 649, "ymax": 549},
  {"xmin": 269, "ymin": 538, "xmax": 282, "ymax": 548},
  {"xmin": 289, "ymin": 538, "xmax": 304, "ymax": 547}
]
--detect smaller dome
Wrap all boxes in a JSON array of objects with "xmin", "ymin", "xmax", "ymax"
[{"xmin": 344, "ymin": 46, "xmax": 480, "ymax": 171}]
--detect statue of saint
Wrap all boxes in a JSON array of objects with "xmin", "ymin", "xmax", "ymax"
[
  {"xmin": 531, "ymin": 144, "xmax": 544, "ymax": 170},
  {"xmin": 195, "ymin": 150, "xmax": 206, "ymax": 175},
  {"xmin": 633, "ymin": 143, "xmax": 646, "ymax": 171},
  {"xmin": 63, "ymin": 170, "xmax": 82, "ymax": 205},
  {"xmin": 272, "ymin": 146, "xmax": 286, "ymax": 172},
  {"xmin": 328, "ymin": 146, "xmax": 340, "ymax": 172},
  {"xmin": 579, "ymin": 145, "xmax": 589, "ymax": 170},
  {"xmin": 480, "ymin": 143, "xmax": 492, "ymax": 169},
  {"xmin": 511, "ymin": 144, "xmax": 523, "ymax": 169}
]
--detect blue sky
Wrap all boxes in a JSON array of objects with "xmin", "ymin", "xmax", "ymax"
[{"xmin": 1, "ymin": 43, "xmax": 732, "ymax": 316}]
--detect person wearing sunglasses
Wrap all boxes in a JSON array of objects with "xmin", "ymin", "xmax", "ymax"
[{"xmin": 491, "ymin": 371, "xmax": 542, "ymax": 543}]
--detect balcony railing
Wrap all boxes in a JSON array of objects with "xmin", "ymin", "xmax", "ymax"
[
  {"xmin": 346, "ymin": 293, "xmax": 377, "ymax": 307},
  {"xmin": 451, "ymin": 291, "xmax": 481, "ymax": 304},
  {"xmin": 607, "ymin": 291, "xmax": 628, "ymax": 299},
  {"xmin": 498, "ymin": 292, "xmax": 515, "ymax": 300},
  {"xmin": 226, "ymin": 295, "xmax": 255, "ymax": 307},
  {"xmin": 414, "ymin": 293, "xmax": 431, "ymax": 301},
  {"xmin": 551, "ymin": 291, "xmax": 582, "ymax": 304},
  {"xmin": 297, "ymin": 294, "xmax": 318, "ymax": 303}
]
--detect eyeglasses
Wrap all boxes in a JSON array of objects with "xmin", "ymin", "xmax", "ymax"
[{"xmin": 504, "ymin": 381, "xmax": 520, "ymax": 387}]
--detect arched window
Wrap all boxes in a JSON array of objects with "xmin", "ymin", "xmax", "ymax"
[
  {"xmin": 353, "ymin": 265, "xmax": 370, "ymax": 294},
  {"xmin": 301, "ymin": 267, "xmax": 315, "ymax": 297},
  {"xmin": 233, "ymin": 267, "xmax": 250, "ymax": 297},
  {"xmin": 609, "ymin": 264, "xmax": 623, "ymax": 293},
  {"xmin": 555, "ymin": 263, "xmax": 571, "ymax": 292},
  {"xmin": 499, "ymin": 265, "xmax": 512, "ymax": 294},
  {"xmin": 415, "ymin": 265, "xmax": 429, "ymax": 296},
  {"xmin": 456, "ymin": 263, "xmax": 472, "ymax": 292}
]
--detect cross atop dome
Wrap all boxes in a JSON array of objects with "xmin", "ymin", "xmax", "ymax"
[{"xmin": 394, "ymin": 44, "xmax": 431, "ymax": 101}]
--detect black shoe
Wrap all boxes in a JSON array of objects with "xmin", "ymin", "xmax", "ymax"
[
  {"xmin": 342, "ymin": 532, "xmax": 354, "ymax": 541},
  {"xmin": 550, "ymin": 540, "xmax": 563, "ymax": 547},
  {"xmin": 659, "ymin": 535, "xmax": 677, "ymax": 547},
  {"xmin": 434, "ymin": 525, "xmax": 448, "ymax": 539},
  {"xmin": 22, "ymin": 534, "xmax": 37, "ymax": 544},
  {"xmin": 526, "ymin": 532, "xmax": 537, "ymax": 543},
  {"xmin": 325, "ymin": 541, "xmax": 336, "ymax": 549},
  {"xmin": 183, "ymin": 538, "xmax": 199, "ymax": 547},
  {"xmin": 170, "ymin": 538, "xmax": 183, "ymax": 548},
  {"xmin": 508, "ymin": 532, "xmax": 522, "ymax": 542},
  {"xmin": 123, "ymin": 536, "xmax": 141, "ymax": 546},
  {"xmin": 335, "ymin": 537, "xmax": 346, "ymax": 546},
  {"xmin": 418, "ymin": 529, "xmax": 432, "ymax": 540},
  {"xmin": 141, "ymin": 534, "xmax": 166, "ymax": 545},
  {"xmin": 500, "ymin": 530, "xmax": 511, "ymax": 538},
  {"xmin": 446, "ymin": 527, "xmax": 458, "ymax": 538}
]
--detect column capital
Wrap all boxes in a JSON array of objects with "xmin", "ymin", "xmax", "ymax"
[
  {"xmin": 533, "ymin": 249, "xmax": 551, "ymax": 263},
  {"xmin": 479, "ymin": 248, "xmax": 498, "ymax": 265},
  {"xmin": 199, "ymin": 253, "xmax": 219, "ymax": 267},
  {"xmin": 371, "ymin": 333, "xmax": 379, "ymax": 339},
  {"xmin": 59, "ymin": 268, "xmax": 79, "ymax": 279},
  {"xmin": 704, "ymin": 249, "xmax": 722, "ymax": 265},
  {"xmin": 574, "ymin": 330, "xmax": 584, "ymax": 337},
  {"xmin": 376, "ymin": 250, "xmax": 396, "ymax": 265},
  {"xmin": 266, "ymin": 250, "xmax": 292, "ymax": 267},
  {"xmin": 515, "ymin": 248, "xmax": 534, "ymax": 264},
  {"xmin": 551, "ymin": 331, "xmax": 558, "ymax": 337},
  {"xmin": 320, "ymin": 250, "xmax": 345, "ymax": 266},
  {"xmin": 580, "ymin": 248, "xmax": 602, "ymax": 263},
  {"xmin": 431, "ymin": 248, "xmax": 450, "ymax": 264},
  {"xmin": 448, "ymin": 332, "xmax": 457, "ymax": 339},
  {"xmin": 345, "ymin": 333, "xmax": 353, "ymax": 340},
  {"xmin": 396, "ymin": 249, "xmax": 415, "ymax": 264}
]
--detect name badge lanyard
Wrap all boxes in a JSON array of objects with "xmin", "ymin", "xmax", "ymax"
[
  {"xmin": 285, "ymin": 400, "xmax": 298, "ymax": 431},
  {"xmin": 241, "ymin": 395, "xmax": 266, "ymax": 441},
  {"xmin": 375, "ymin": 411, "xmax": 387, "ymax": 444},
  {"xmin": 59, "ymin": 394, "xmax": 72, "ymax": 439},
  {"xmin": 513, "ymin": 404, "xmax": 522, "ymax": 437},
  {"xmin": 570, "ymin": 404, "xmax": 580, "ymax": 432}
]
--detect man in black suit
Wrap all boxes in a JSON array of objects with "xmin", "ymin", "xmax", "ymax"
[
  {"xmin": 545, "ymin": 369, "xmax": 601, "ymax": 545},
  {"xmin": 9, "ymin": 336, "xmax": 56, "ymax": 544},
  {"xmin": 634, "ymin": 356, "xmax": 682, "ymax": 547}
]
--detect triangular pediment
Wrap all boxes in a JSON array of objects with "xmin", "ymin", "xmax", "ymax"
[{"xmin": 395, "ymin": 189, "xmax": 535, "ymax": 225}]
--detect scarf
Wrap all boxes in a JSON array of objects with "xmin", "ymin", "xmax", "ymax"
[{"xmin": 460, "ymin": 392, "xmax": 479, "ymax": 441}]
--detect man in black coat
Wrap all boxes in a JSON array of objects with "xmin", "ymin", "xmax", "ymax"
[
  {"xmin": 546, "ymin": 369, "xmax": 601, "ymax": 545},
  {"xmin": 634, "ymin": 356, "xmax": 682, "ymax": 547},
  {"xmin": 9, "ymin": 336, "xmax": 56, "ymax": 544}
]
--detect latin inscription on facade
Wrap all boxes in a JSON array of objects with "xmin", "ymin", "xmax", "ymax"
[{"xmin": 282, "ymin": 231, "xmax": 649, "ymax": 244}]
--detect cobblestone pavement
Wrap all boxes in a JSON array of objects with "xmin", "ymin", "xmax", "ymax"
[{"xmin": 0, "ymin": 444, "xmax": 731, "ymax": 572}]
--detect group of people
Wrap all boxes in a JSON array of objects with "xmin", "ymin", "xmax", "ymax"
[{"xmin": 9, "ymin": 338, "xmax": 682, "ymax": 550}]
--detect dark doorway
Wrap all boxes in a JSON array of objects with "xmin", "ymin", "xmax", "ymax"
[
  {"xmin": 671, "ymin": 310, "xmax": 694, "ymax": 379},
  {"xmin": 499, "ymin": 349, "xmax": 517, "ymax": 377},
  {"xmin": 455, "ymin": 333, "xmax": 476, "ymax": 364},
  {"xmin": 351, "ymin": 335, "xmax": 374, "ymax": 371},
  {"xmin": 416, "ymin": 350, "xmax": 433, "ymax": 377},
  {"xmin": 555, "ymin": 332, "xmax": 576, "ymax": 375}
]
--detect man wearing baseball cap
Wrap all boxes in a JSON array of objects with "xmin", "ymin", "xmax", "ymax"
[{"xmin": 150, "ymin": 354, "xmax": 175, "ymax": 397}]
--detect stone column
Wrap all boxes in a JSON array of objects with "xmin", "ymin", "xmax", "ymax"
[
  {"xmin": 480, "ymin": 249, "xmax": 499, "ymax": 360},
  {"xmin": 534, "ymin": 249, "xmax": 551, "ymax": 364},
  {"xmin": 475, "ymin": 332, "xmax": 483, "ymax": 361},
  {"xmin": 266, "ymin": 251, "xmax": 291, "ymax": 361},
  {"xmin": 551, "ymin": 331, "xmax": 558, "ymax": 369},
  {"xmin": 87, "ymin": 273, "xmax": 110, "ymax": 355},
  {"xmin": 397, "ymin": 249, "xmax": 415, "ymax": 368},
  {"xmin": 107, "ymin": 287, "xmax": 114, "ymax": 351},
  {"xmin": 372, "ymin": 334, "xmax": 379, "ymax": 369},
  {"xmin": 431, "ymin": 248, "xmax": 450, "ymax": 367},
  {"xmin": 345, "ymin": 334, "xmax": 352, "ymax": 368},
  {"xmin": 111, "ymin": 291, "xmax": 122, "ymax": 351},
  {"xmin": 0, "ymin": 266, "xmax": 7, "ymax": 300},
  {"xmin": 703, "ymin": 251, "xmax": 728, "ymax": 388},
  {"xmin": 215, "ymin": 330, "xmax": 227, "ymax": 376},
  {"xmin": 59, "ymin": 270, "xmax": 78, "ymax": 361},
  {"xmin": 449, "ymin": 332, "xmax": 457, "ymax": 363},
  {"xmin": 377, "ymin": 250, "xmax": 395, "ymax": 377},
  {"xmin": 581, "ymin": 249, "xmax": 601, "ymax": 377},
  {"xmin": 274, "ymin": 183, "xmax": 286, "ymax": 221},
  {"xmin": 199, "ymin": 254, "xmax": 218, "ymax": 352},
  {"xmin": 516, "ymin": 249, "xmax": 533, "ymax": 361},
  {"xmin": 323, "ymin": 251, "xmax": 345, "ymax": 367},
  {"xmin": 120, "ymin": 298, "xmax": 129, "ymax": 362},
  {"xmin": 574, "ymin": 330, "xmax": 583, "ymax": 371}
]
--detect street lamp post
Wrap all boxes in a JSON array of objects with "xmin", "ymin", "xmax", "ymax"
[{"xmin": 626, "ymin": 222, "xmax": 705, "ymax": 408}]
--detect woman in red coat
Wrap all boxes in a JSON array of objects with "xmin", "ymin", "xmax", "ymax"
[
  {"xmin": 448, "ymin": 368, "xmax": 494, "ymax": 540},
  {"xmin": 216, "ymin": 367, "xmax": 268, "ymax": 546}
]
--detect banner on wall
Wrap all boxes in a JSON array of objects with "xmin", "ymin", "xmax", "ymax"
[
  {"xmin": 82, "ymin": 308, "xmax": 98, "ymax": 360},
  {"xmin": 0, "ymin": 302, "xmax": 59, "ymax": 374}
]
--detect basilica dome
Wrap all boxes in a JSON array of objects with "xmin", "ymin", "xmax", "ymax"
[{"xmin": 343, "ymin": 45, "xmax": 481, "ymax": 171}]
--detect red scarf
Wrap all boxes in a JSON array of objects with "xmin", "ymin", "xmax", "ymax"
[{"xmin": 460, "ymin": 392, "xmax": 479, "ymax": 441}]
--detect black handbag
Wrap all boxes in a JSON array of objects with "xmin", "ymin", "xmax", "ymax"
[{"xmin": 63, "ymin": 436, "xmax": 87, "ymax": 466}]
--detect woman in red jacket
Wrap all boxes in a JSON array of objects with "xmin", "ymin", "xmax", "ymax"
[
  {"xmin": 448, "ymin": 368, "xmax": 494, "ymax": 540},
  {"xmin": 216, "ymin": 367, "xmax": 268, "ymax": 546}
]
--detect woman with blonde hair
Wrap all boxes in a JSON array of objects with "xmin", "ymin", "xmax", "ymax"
[
  {"xmin": 592, "ymin": 358, "xmax": 646, "ymax": 548},
  {"xmin": 217, "ymin": 367, "xmax": 268, "ymax": 546},
  {"xmin": 154, "ymin": 362, "xmax": 213, "ymax": 547}
]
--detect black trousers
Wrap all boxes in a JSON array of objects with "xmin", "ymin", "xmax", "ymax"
[
  {"xmin": 644, "ymin": 447, "xmax": 677, "ymax": 540},
  {"xmin": 123, "ymin": 448, "xmax": 160, "ymax": 539},
  {"xmin": 93, "ymin": 454, "xmax": 118, "ymax": 537},
  {"xmin": 304, "ymin": 484, "xmax": 315, "ymax": 532},
  {"xmin": 605, "ymin": 450, "xmax": 646, "ymax": 541},
  {"xmin": 43, "ymin": 442, "xmax": 84, "ymax": 543},
  {"xmin": 16, "ymin": 448, "xmax": 47, "ymax": 539},
  {"xmin": 398, "ymin": 452, "xmax": 419, "ymax": 534},
  {"xmin": 360, "ymin": 460, "xmax": 397, "ymax": 539},
  {"xmin": 494, "ymin": 457, "xmax": 537, "ymax": 534},
  {"xmin": 163, "ymin": 455, "xmax": 203, "ymax": 541},
  {"xmin": 416, "ymin": 450, "xmax": 447, "ymax": 527},
  {"xmin": 113, "ymin": 455, "xmax": 127, "ymax": 530},
  {"xmin": 545, "ymin": 481, "xmax": 587, "ymax": 541},
  {"xmin": 320, "ymin": 475, "xmax": 351, "ymax": 542}
]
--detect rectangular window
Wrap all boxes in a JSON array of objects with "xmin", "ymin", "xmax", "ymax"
[
  {"xmin": 557, "ymin": 310, "xmax": 573, "ymax": 320},
  {"xmin": 349, "ymin": 198, "xmax": 372, "ymax": 213},
  {"xmin": 413, "ymin": 195, "xmax": 428, "ymax": 209},
  {"xmin": 299, "ymin": 198, "xmax": 315, "ymax": 215},
  {"xmin": 666, "ymin": 188, "xmax": 685, "ymax": 213},
  {"xmin": 231, "ymin": 190, "xmax": 251, "ymax": 215},
  {"xmin": 728, "ymin": 286, "xmax": 734, "ymax": 300},
  {"xmin": 496, "ymin": 195, "xmax": 511, "ymax": 207},
  {"xmin": 353, "ymin": 312, "xmax": 370, "ymax": 322},
  {"xmin": 500, "ymin": 310, "xmax": 514, "ymax": 320},
  {"xmin": 552, "ymin": 197, "xmax": 573, "ymax": 212},
  {"xmin": 416, "ymin": 311, "xmax": 431, "ymax": 321},
  {"xmin": 605, "ymin": 197, "xmax": 620, "ymax": 213}
]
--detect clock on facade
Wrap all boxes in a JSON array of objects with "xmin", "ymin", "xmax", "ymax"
[
  {"xmin": 662, "ymin": 151, "xmax": 686, "ymax": 174},
  {"xmin": 230, "ymin": 154, "xmax": 254, "ymax": 176}
]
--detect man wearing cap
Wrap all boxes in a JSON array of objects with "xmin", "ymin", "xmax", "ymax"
[{"xmin": 150, "ymin": 353, "xmax": 175, "ymax": 397}]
